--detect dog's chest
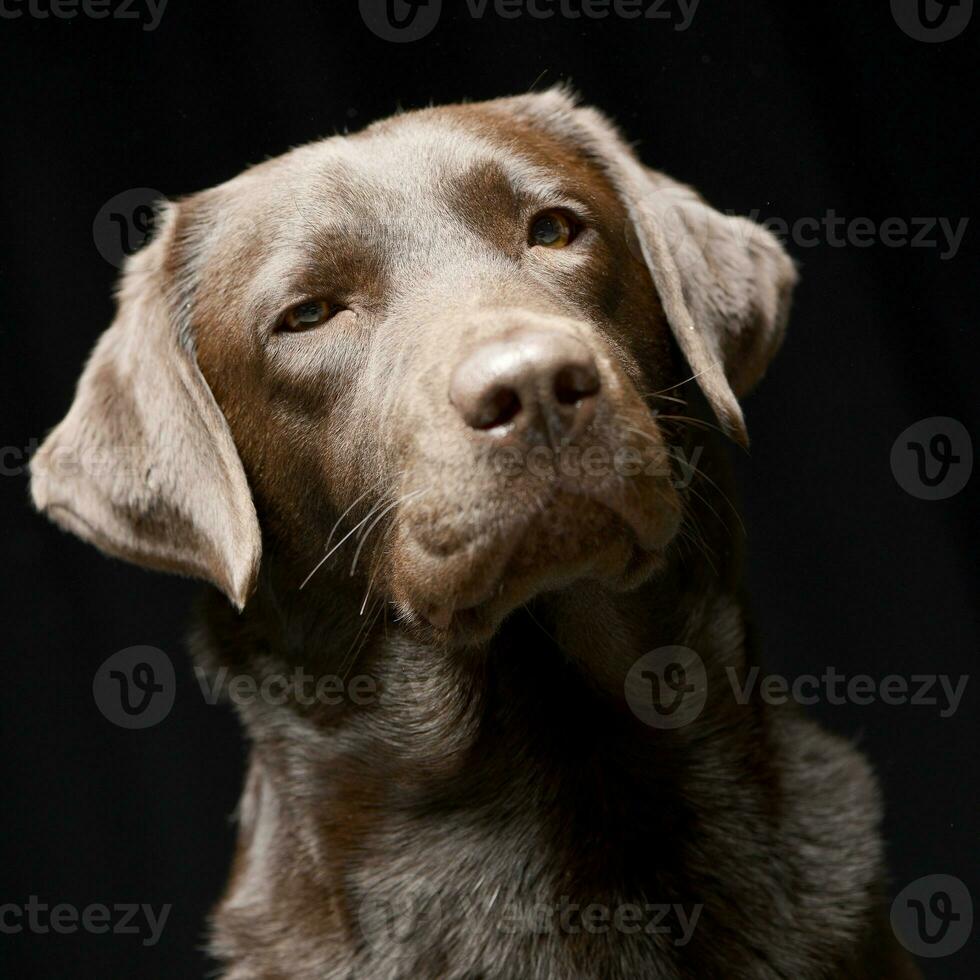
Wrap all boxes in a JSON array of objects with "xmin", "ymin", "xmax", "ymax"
[{"xmin": 214, "ymin": 713, "xmax": 884, "ymax": 980}]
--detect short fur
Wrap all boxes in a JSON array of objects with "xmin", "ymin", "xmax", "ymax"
[{"xmin": 31, "ymin": 90, "xmax": 919, "ymax": 979}]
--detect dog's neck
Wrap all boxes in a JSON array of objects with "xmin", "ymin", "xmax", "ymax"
[
  {"xmin": 196, "ymin": 476, "xmax": 750, "ymax": 796},
  {"xmin": 197, "ymin": 501, "xmax": 893, "ymax": 977},
  {"xmin": 198, "ymin": 518, "xmax": 757, "ymax": 895}
]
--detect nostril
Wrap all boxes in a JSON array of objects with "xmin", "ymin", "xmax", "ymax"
[
  {"xmin": 475, "ymin": 387, "xmax": 522, "ymax": 430},
  {"xmin": 450, "ymin": 333, "xmax": 599, "ymax": 437},
  {"xmin": 554, "ymin": 364, "xmax": 600, "ymax": 406}
]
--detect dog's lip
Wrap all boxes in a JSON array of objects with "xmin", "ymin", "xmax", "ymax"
[
  {"xmin": 417, "ymin": 529, "xmax": 652, "ymax": 636},
  {"xmin": 409, "ymin": 486, "xmax": 677, "ymax": 631},
  {"xmin": 408, "ymin": 478, "xmax": 670, "ymax": 563}
]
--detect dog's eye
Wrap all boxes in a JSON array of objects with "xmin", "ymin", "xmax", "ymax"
[
  {"xmin": 279, "ymin": 299, "xmax": 335, "ymax": 332},
  {"xmin": 529, "ymin": 210, "xmax": 578, "ymax": 249}
]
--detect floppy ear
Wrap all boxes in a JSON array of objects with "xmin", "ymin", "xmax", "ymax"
[
  {"xmin": 502, "ymin": 89, "xmax": 797, "ymax": 448},
  {"xmin": 579, "ymin": 108, "xmax": 796, "ymax": 448},
  {"xmin": 30, "ymin": 202, "xmax": 261, "ymax": 609},
  {"xmin": 617, "ymin": 173, "xmax": 796, "ymax": 449}
]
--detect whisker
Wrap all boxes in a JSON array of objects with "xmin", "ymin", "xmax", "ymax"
[
  {"xmin": 360, "ymin": 563, "xmax": 381, "ymax": 616},
  {"xmin": 637, "ymin": 391, "xmax": 688, "ymax": 407},
  {"xmin": 358, "ymin": 509, "xmax": 403, "ymax": 617},
  {"xmin": 338, "ymin": 597, "xmax": 383, "ymax": 681},
  {"xmin": 325, "ymin": 487, "xmax": 377, "ymax": 557},
  {"xmin": 646, "ymin": 366, "xmax": 713, "ymax": 400},
  {"xmin": 622, "ymin": 424, "xmax": 745, "ymax": 535},
  {"xmin": 300, "ymin": 492, "xmax": 393, "ymax": 590},
  {"xmin": 350, "ymin": 488, "xmax": 427, "ymax": 577},
  {"xmin": 683, "ymin": 480, "xmax": 733, "ymax": 537},
  {"xmin": 655, "ymin": 413, "xmax": 729, "ymax": 438},
  {"xmin": 622, "ymin": 425, "xmax": 675, "ymax": 472},
  {"xmin": 677, "ymin": 514, "xmax": 719, "ymax": 577},
  {"xmin": 680, "ymin": 463, "xmax": 747, "ymax": 536}
]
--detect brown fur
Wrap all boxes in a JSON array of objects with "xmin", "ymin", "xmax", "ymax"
[{"xmin": 31, "ymin": 90, "xmax": 919, "ymax": 979}]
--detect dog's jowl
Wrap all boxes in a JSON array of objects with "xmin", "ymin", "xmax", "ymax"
[{"xmin": 31, "ymin": 90, "xmax": 921, "ymax": 978}]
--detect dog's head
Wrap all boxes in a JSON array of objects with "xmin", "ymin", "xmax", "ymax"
[{"xmin": 31, "ymin": 90, "xmax": 795, "ymax": 643}]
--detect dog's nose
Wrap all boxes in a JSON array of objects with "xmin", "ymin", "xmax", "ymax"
[{"xmin": 449, "ymin": 331, "xmax": 600, "ymax": 445}]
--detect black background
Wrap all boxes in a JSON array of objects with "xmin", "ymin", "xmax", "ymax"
[{"xmin": 1, "ymin": 1, "xmax": 977, "ymax": 977}]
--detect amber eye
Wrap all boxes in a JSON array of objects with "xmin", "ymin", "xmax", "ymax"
[
  {"xmin": 279, "ymin": 299, "xmax": 334, "ymax": 332},
  {"xmin": 529, "ymin": 209, "xmax": 577, "ymax": 249}
]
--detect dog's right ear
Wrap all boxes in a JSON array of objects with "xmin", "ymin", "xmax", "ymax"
[{"xmin": 30, "ymin": 202, "xmax": 261, "ymax": 609}]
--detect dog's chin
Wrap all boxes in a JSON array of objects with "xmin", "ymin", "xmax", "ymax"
[
  {"xmin": 431, "ymin": 542, "xmax": 667, "ymax": 648},
  {"xmin": 387, "ymin": 492, "xmax": 680, "ymax": 647}
]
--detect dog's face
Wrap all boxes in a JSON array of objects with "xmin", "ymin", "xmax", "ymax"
[
  {"xmin": 31, "ymin": 90, "xmax": 795, "ymax": 643},
  {"xmin": 191, "ymin": 99, "xmax": 685, "ymax": 638}
]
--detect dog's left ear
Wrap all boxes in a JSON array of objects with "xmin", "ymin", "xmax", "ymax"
[
  {"xmin": 501, "ymin": 90, "xmax": 797, "ymax": 448},
  {"xmin": 30, "ymin": 201, "xmax": 262, "ymax": 608}
]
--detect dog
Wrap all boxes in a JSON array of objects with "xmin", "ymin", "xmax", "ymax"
[{"xmin": 30, "ymin": 89, "xmax": 920, "ymax": 979}]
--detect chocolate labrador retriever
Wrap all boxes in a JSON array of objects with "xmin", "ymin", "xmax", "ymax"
[{"xmin": 31, "ymin": 89, "xmax": 919, "ymax": 979}]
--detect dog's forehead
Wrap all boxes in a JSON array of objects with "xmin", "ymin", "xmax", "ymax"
[
  {"xmin": 342, "ymin": 112, "xmax": 570, "ymax": 200},
  {"xmin": 218, "ymin": 109, "xmax": 576, "ymax": 243}
]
